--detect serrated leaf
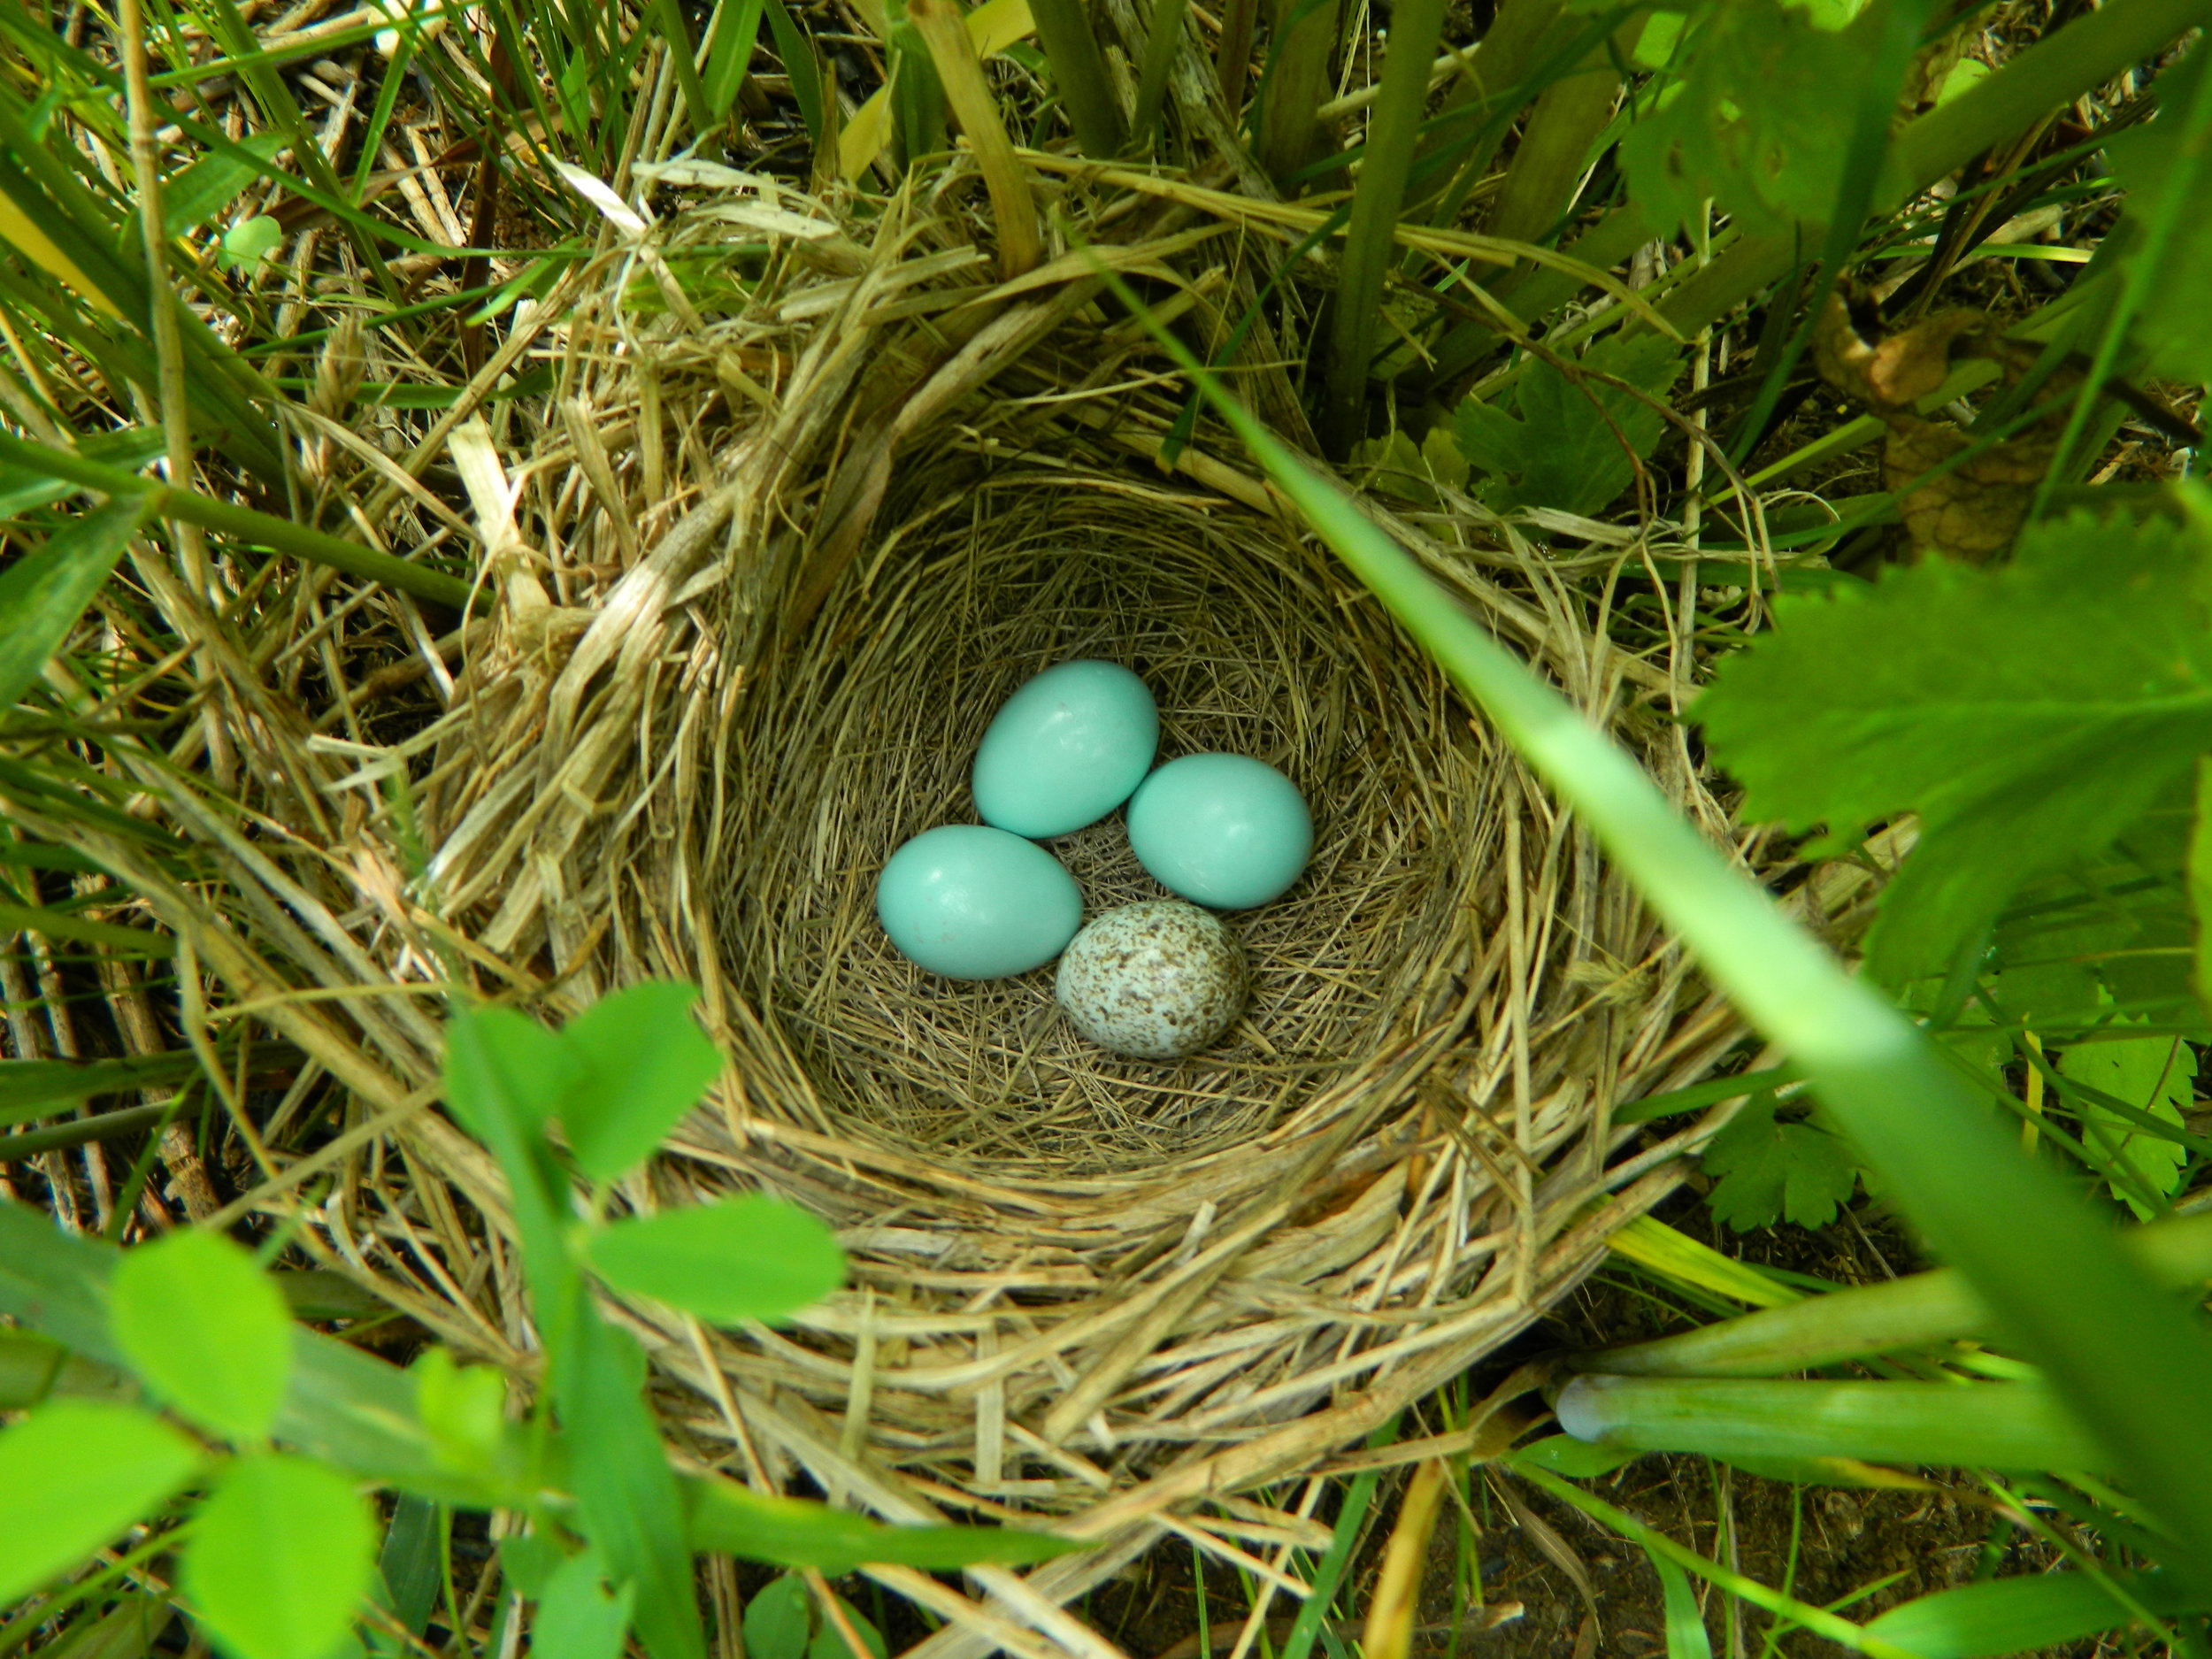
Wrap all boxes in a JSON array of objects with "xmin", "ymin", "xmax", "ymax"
[
  {"xmin": 110, "ymin": 1230, "xmax": 293, "ymax": 1442},
  {"xmin": 559, "ymin": 982, "xmax": 725, "ymax": 1180},
  {"xmin": 1701, "ymin": 1097, "xmax": 1860, "ymax": 1231},
  {"xmin": 584, "ymin": 1196, "xmax": 844, "ymax": 1325},
  {"xmin": 1450, "ymin": 335, "xmax": 1679, "ymax": 518},
  {"xmin": 2105, "ymin": 42, "xmax": 2212, "ymax": 385},
  {"xmin": 1620, "ymin": 0, "xmax": 1890, "ymax": 234},
  {"xmin": 182, "ymin": 1454, "xmax": 374, "ymax": 1659},
  {"xmin": 0, "ymin": 1402, "xmax": 203, "ymax": 1603},
  {"xmin": 2059, "ymin": 1019, "xmax": 2191, "ymax": 1220},
  {"xmin": 1695, "ymin": 513, "xmax": 2212, "ymax": 984}
]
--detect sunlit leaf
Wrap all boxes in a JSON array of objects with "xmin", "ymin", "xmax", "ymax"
[
  {"xmin": 0, "ymin": 1402, "xmax": 203, "ymax": 1603},
  {"xmin": 2059, "ymin": 1018, "xmax": 2192, "ymax": 1218},
  {"xmin": 183, "ymin": 1454, "xmax": 374, "ymax": 1659},
  {"xmin": 110, "ymin": 1229, "xmax": 293, "ymax": 1442},
  {"xmin": 0, "ymin": 497, "xmax": 145, "ymax": 711},
  {"xmin": 584, "ymin": 1196, "xmax": 844, "ymax": 1325},
  {"xmin": 559, "ymin": 982, "xmax": 725, "ymax": 1180}
]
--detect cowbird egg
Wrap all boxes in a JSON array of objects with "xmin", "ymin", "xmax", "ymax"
[
  {"xmin": 1056, "ymin": 900, "xmax": 1248, "ymax": 1059},
  {"xmin": 1126, "ymin": 753, "xmax": 1313, "ymax": 910},
  {"xmin": 972, "ymin": 661, "xmax": 1158, "ymax": 839},
  {"xmin": 876, "ymin": 826, "xmax": 1082, "ymax": 979}
]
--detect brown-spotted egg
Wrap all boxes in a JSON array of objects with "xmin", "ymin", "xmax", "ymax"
[{"xmin": 1055, "ymin": 900, "xmax": 1248, "ymax": 1059}]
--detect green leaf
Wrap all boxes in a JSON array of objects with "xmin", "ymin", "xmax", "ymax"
[
  {"xmin": 0, "ymin": 902, "xmax": 172, "ymax": 957},
  {"xmin": 559, "ymin": 982, "xmax": 725, "ymax": 1180},
  {"xmin": 499, "ymin": 1533, "xmax": 566, "ymax": 1601},
  {"xmin": 0, "ymin": 1050, "xmax": 205, "ymax": 1126},
  {"xmin": 37, "ymin": 1594, "xmax": 176, "ymax": 1659},
  {"xmin": 376, "ymin": 1494, "xmax": 441, "ymax": 1639},
  {"xmin": 151, "ymin": 134, "xmax": 288, "ymax": 238},
  {"xmin": 109, "ymin": 1229, "xmax": 294, "ymax": 1441},
  {"xmin": 533, "ymin": 1549, "xmax": 634, "ymax": 1659},
  {"xmin": 1647, "ymin": 1546, "xmax": 1713, "ymax": 1659},
  {"xmin": 0, "ymin": 428, "xmax": 164, "ymax": 519},
  {"xmin": 0, "ymin": 497, "xmax": 144, "ymax": 711},
  {"xmin": 0, "ymin": 1402, "xmax": 203, "ymax": 1603},
  {"xmin": 1694, "ymin": 512, "xmax": 2212, "ymax": 983},
  {"xmin": 2105, "ymin": 41, "xmax": 2212, "ymax": 384},
  {"xmin": 687, "ymin": 1476, "xmax": 1080, "ymax": 1571},
  {"xmin": 585, "ymin": 1196, "xmax": 844, "ymax": 1325},
  {"xmin": 1507, "ymin": 1435, "xmax": 1644, "ymax": 1478},
  {"xmin": 444, "ymin": 1007, "xmax": 581, "ymax": 1141},
  {"xmin": 559, "ymin": 1317, "xmax": 703, "ymax": 1659},
  {"xmin": 811, "ymin": 1602, "xmax": 884, "ymax": 1659},
  {"xmin": 1701, "ymin": 1097, "xmax": 1860, "ymax": 1232},
  {"xmin": 412, "ymin": 1348, "xmax": 507, "ymax": 1477},
  {"xmin": 2059, "ymin": 1019, "xmax": 2192, "ymax": 1218},
  {"xmin": 742, "ymin": 1575, "xmax": 813, "ymax": 1659},
  {"xmin": 183, "ymin": 1454, "xmax": 374, "ymax": 1659},
  {"xmin": 703, "ymin": 0, "xmax": 769, "ymax": 116},
  {"xmin": 1449, "ymin": 334, "xmax": 1680, "ymax": 518},
  {"xmin": 1863, "ymin": 1571, "xmax": 2200, "ymax": 1658},
  {"xmin": 1619, "ymin": 0, "xmax": 1890, "ymax": 234},
  {"xmin": 217, "ymin": 215, "xmax": 283, "ymax": 273}
]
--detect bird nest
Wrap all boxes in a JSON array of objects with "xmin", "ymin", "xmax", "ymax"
[{"xmin": 24, "ymin": 173, "xmax": 1802, "ymax": 1658}]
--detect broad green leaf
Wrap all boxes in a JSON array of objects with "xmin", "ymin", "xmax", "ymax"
[
  {"xmin": 1863, "ymin": 1570, "xmax": 2199, "ymax": 1658},
  {"xmin": 0, "ymin": 1402, "xmax": 203, "ymax": 1603},
  {"xmin": 499, "ymin": 1532, "xmax": 565, "ymax": 1600},
  {"xmin": 559, "ymin": 982, "xmax": 725, "ymax": 1180},
  {"xmin": 533, "ymin": 1550, "xmax": 633, "ymax": 1659},
  {"xmin": 442, "ymin": 1006, "xmax": 580, "ymax": 1141},
  {"xmin": 1619, "ymin": 0, "xmax": 1891, "ymax": 234},
  {"xmin": 559, "ymin": 1317, "xmax": 703, "ymax": 1659},
  {"xmin": 2059, "ymin": 1018, "xmax": 2191, "ymax": 1218},
  {"xmin": 110, "ymin": 1229, "xmax": 294, "ymax": 1441},
  {"xmin": 375, "ymin": 1494, "xmax": 440, "ymax": 1638},
  {"xmin": 1701, "ymin": 1097, "xmax": 1860, "ymax": 1232},
  {"xmin": 411, "ymin": 1348, "xmax": 507, "ymax": 1477},
  {"xmin": 1554, "ymin": 1375, "xmax": 2102, "ymax": 1471},
  {"xmin": 1507, "ymin": 1435, "xmax": 1644, "ymax": 1478},
  {"xmin": 687, "ymin": 1477, "xmax": 1080, "ymax": 1571},
  {"xmin": 742, "ymin": 1575, "xmax": 813, "ymax": 1659},
  {"xmin": 1449, "ymin": 334, "xmax": 1680, "ymax": 518},
  {"xmin": 1694, "ymin": 513, "xmax": 2212, "ymax": 983},
  {"xmin": 810, "ymin": 1601, "xmax": 884, "ymax": 1659},
  {"xmin": 217, "ymin": 215, "xmax": 283, "ymax": 273},
  {"xmin": 158, "ymin": 134, "xmax": 288, "ymax": 237},
  {"xmin": 1647, "ymin": 1547, "xmax": 1713, "ymax": 1659},
  {"xmin": 183, "ymin": 1454, "xmax": 374, "ymax": 1659},
  {"xmin": 584, "ymin": 1196, "xmax": 844, "ymax": 1325},
  {"xmin": 37, "ymin": 1594, "xmax": 176, "ymax": 1659},
  {"xmin": 0, "ymin": 497, "xmax": 144, "ymax": 711},
  {"xmin": 2104, "ymin": 42, "xmax": 2212, "ymax": 384}
]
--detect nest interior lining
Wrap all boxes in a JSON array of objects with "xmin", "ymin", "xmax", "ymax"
[{"xmin": 719, "ymin": 472, "xmax": 1497, "ymax": 1176}]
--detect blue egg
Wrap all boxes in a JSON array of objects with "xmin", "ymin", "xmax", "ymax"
[
  {"xmin": 972, "ymin": 661, "xmax": 1158, "ymax": 840},
  {"xmin": 876, "ymin": 825, "xmax": 1083, "ymax": 979},
  {"xmin": 1127, "ymin": 754, "xmax": 1313, "ymax": 910}
]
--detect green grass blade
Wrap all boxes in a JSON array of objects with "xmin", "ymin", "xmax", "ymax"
[
  {"xmin": 0, "ymin": 430, "xmax": 472, "ymax": 611},
  {"xmin": 1862, "ymin": 1571, "xmax": 2200, "ymax": 1659},
  {"xmin": 1028, "ymin": 0, "xmax": 1127, "ymax": 156},
  {"xmin": 1094, "ymin": 257, "xmax": 2212, "ymax": 1591},
  {"xmin": 1555, "ymin": 1376, "xmax": 2103, "ymax": 1471},
  {"xmin": 0, "ymin": 497, "xmax": 145, "ymax": 710},
  {"xmin": 1318, "ymin": 0, "xmax": 1449, "ymax": 452}
]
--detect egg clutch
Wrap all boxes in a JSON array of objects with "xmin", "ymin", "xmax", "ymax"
[{"xmin": 873, "ymin": 661, "xmax": 1313, "ymax": 1060}]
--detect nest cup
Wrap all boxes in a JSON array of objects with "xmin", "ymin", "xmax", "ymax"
[
  {"xmin": 728, "ymin": 476, "xmax": 1487, "ymax": 1170},
  {"xmin": 265, "ymin": 180, "xmax": 1775, "ymax": 1655}
]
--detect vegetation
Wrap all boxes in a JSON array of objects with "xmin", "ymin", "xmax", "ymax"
[{"xmin": 0, "ymin": 0, "xmax": 2208, "ymax": 1650}]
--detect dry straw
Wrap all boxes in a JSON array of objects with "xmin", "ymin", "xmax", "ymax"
[{"xmin": 6, "ymin": 163, "xmax": 1873, "ymax": 1659}]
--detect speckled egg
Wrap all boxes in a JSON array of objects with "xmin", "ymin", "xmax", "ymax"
[{"xmin": 1055, "ymin": 900, "xmax": 1248, "ymax": 1060}]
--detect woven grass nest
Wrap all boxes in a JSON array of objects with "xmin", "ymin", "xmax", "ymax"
[{"xmin": 48, "ymin": 170, "xmax": 1848, "ymax": 1656}]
